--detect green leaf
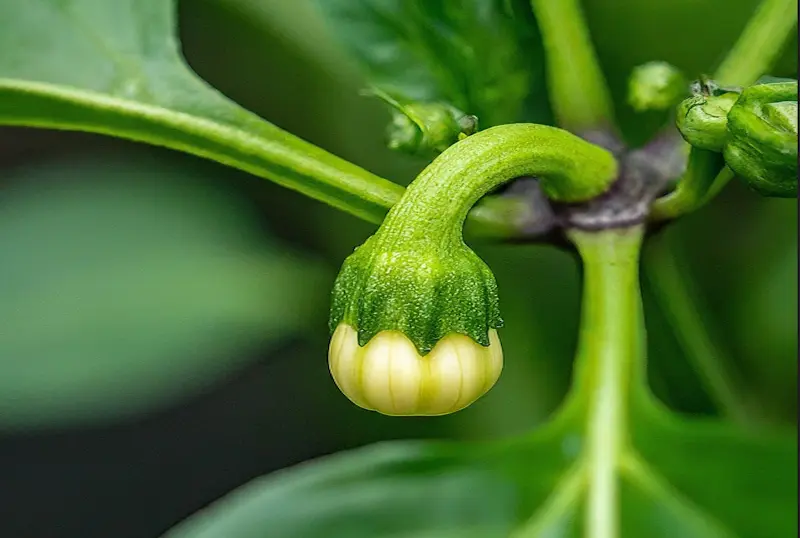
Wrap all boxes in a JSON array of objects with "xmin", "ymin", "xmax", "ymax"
[
  {"xmin": 0, "ymin": 0, "xmax": 528, "ymax": 239},
  {"xmin": 0, "ymin": 0, "xmax": 405, "ymax": 225},
  {"xmin": 0, "ymin": 152, "xmax": 324, "ymax": 429},
  {"xmin": 315, "ymin": 0, "xmax": 551, "ymax": 128},
  {"xmin": 163, "ymin": 395, "xmax": 795, "ymax": 537},
  {"xmin": 735, "ymin": 240, "xmax": 798, "ymax": 420},
  {"xmin": 162, "ymin": 442, "xmax": 522, "ymax": 538},
  {"xmin": 629, "ymin": 397, "xmax": 797, "ymax": 538},
  {"xmin": 165, "ymin": 229, "xmax": 796, "ymax": 538},
  {"xmin": 644, "ymin": 234, "xmax": 752, "ymax": 424}
]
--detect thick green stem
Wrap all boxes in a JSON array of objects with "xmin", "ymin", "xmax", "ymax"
[
  {"xmin": 377, "ymin": 124, "xmax": 618, "ymax": 248},
  {"xmin": 714, "ymin": 0, "xmax": 798, "ymax": 87},
  {"xmin": 567, "ymin": 226, "xmax": 645, "ymax": 538},
  {"xmin": 530, "ymin": 0, "xmax": 616, "ymax": 133}
]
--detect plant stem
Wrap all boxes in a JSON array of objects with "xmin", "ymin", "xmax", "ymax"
[
  {"xmin": 567, "ymin": 226, "xmax": 645, "ymax": 538},
  {"xmin": 0, "ymin": 81, "xmax": 542, "ymax": 243},
  {"xmin": 378, "ymin": 124, "xmax": 618, "ymax": 248},
  {"xmin": 649, "ymin": 150, "xmax": 727, "ymax": 221},
  {"xmin": 644, "ymin": 235, "xmax": 753, "ymax": 425},
  {"xmin": 530, "ymin": 0, "xmax": 616, "ymax": 134},
  {"xmin": 714, "ymin": 0, "xmax": 798, "ymax": 87}
]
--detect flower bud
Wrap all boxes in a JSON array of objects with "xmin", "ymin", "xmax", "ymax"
[
  {"xmin": 329, "ymin": 323, "xmax": 502, "ymax": 416},
  {"xmin": 723, "ymin": 80, "xmax": 798, "ymax": 197},
  {"xmin": 628, "ymin": 62, "xmax": 688, "ymax": 112},
  {"xmin": 328, "ymin": 236, "xmax": 503, "ymax": 416},
  {"xmin": 676, "ymin": 89, "xmax": 739, "ymax": 152},
  {"xmin": 326, "ymin": 123, "xmax": 618, "ymax": 415}
]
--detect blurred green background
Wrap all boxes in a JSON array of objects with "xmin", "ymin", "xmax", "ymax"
[{"xmin": 0, "ymin": 1, "xmax": 795, "ymax": 537}]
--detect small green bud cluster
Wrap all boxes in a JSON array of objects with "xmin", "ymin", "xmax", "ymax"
[
  {"xmin": 676, "ymin": 77, "xmax": 797, "ymax": 197},
  {"xmin": 725, "ymin": 81, "xmax": 798, "ymax": 197}
]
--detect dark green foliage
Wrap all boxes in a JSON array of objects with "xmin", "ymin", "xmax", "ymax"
[
  {"xmin": 315, "ymin": 0, "xmax": 552, "ymax": 140},
  {"xmin": 165, "ymin": 392, "xmax": 797, "ymax": 538}
]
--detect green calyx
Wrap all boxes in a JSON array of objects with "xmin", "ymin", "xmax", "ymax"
[
  {"xmin": 330, "ymin": 235, "xmax": 501, "ymax": 354},
  {"xmin": 724, "ymin": 80, "xmax": 798, "ymax": 197},
  {"xmin": 329, "ymin": 123, "xmax": 618, "ymax": 354},
  {"xmin": 628, "ymin": 61, "xmax": 688, "ymax": 112}
]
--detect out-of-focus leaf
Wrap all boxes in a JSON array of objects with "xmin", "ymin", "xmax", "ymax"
[
  {"xmin": 644, "ymin": 235, "xmax": 753, "ymax": 424},
  {"xmin": 314, "ymin": 0, "xmax": 551, "ymax": 128},
  {"xmin": 162, "ymin": 442, "xmax": 522, "ymax": 538},
  {"xmin": 0, "ymin": 152, "xmax": 324, "ymax": 429},
  {"xmin": 164, "ymin": 389, "xmax": 796, "ymax": 537},
  {"xmin": 671, "ymin": 195, "xmax": 797, "ymax": 424},
  {"xmin": 740, "ymin": 241, "xmax": 798, "ymax": 367},
  {"xmin": 0, "ymin": 0, "xmax": 405, "ymax": 225},
  {"xmin": 735, "ymin": 241, "xmax": 798, "ymax": 420},
  {"xmin": 629, "ymin": 397, "xmax": 797, "ymax": 538}
]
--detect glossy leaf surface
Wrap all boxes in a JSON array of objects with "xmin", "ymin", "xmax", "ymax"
[
  {"xmin": 0, "ymin": 0, "xmax": 405, "ymax": 224},
  {"xmin": 315, "ymin": 0, "xmax": 551, "ymax": 128},
  {"xmin": 164, "ymin": 394, "xmax": 796, "ymax": 537}
]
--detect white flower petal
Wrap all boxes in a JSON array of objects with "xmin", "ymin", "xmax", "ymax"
[{"xmin": 328, "ymin": 324, "xmax": 503, "ymax": 416}]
